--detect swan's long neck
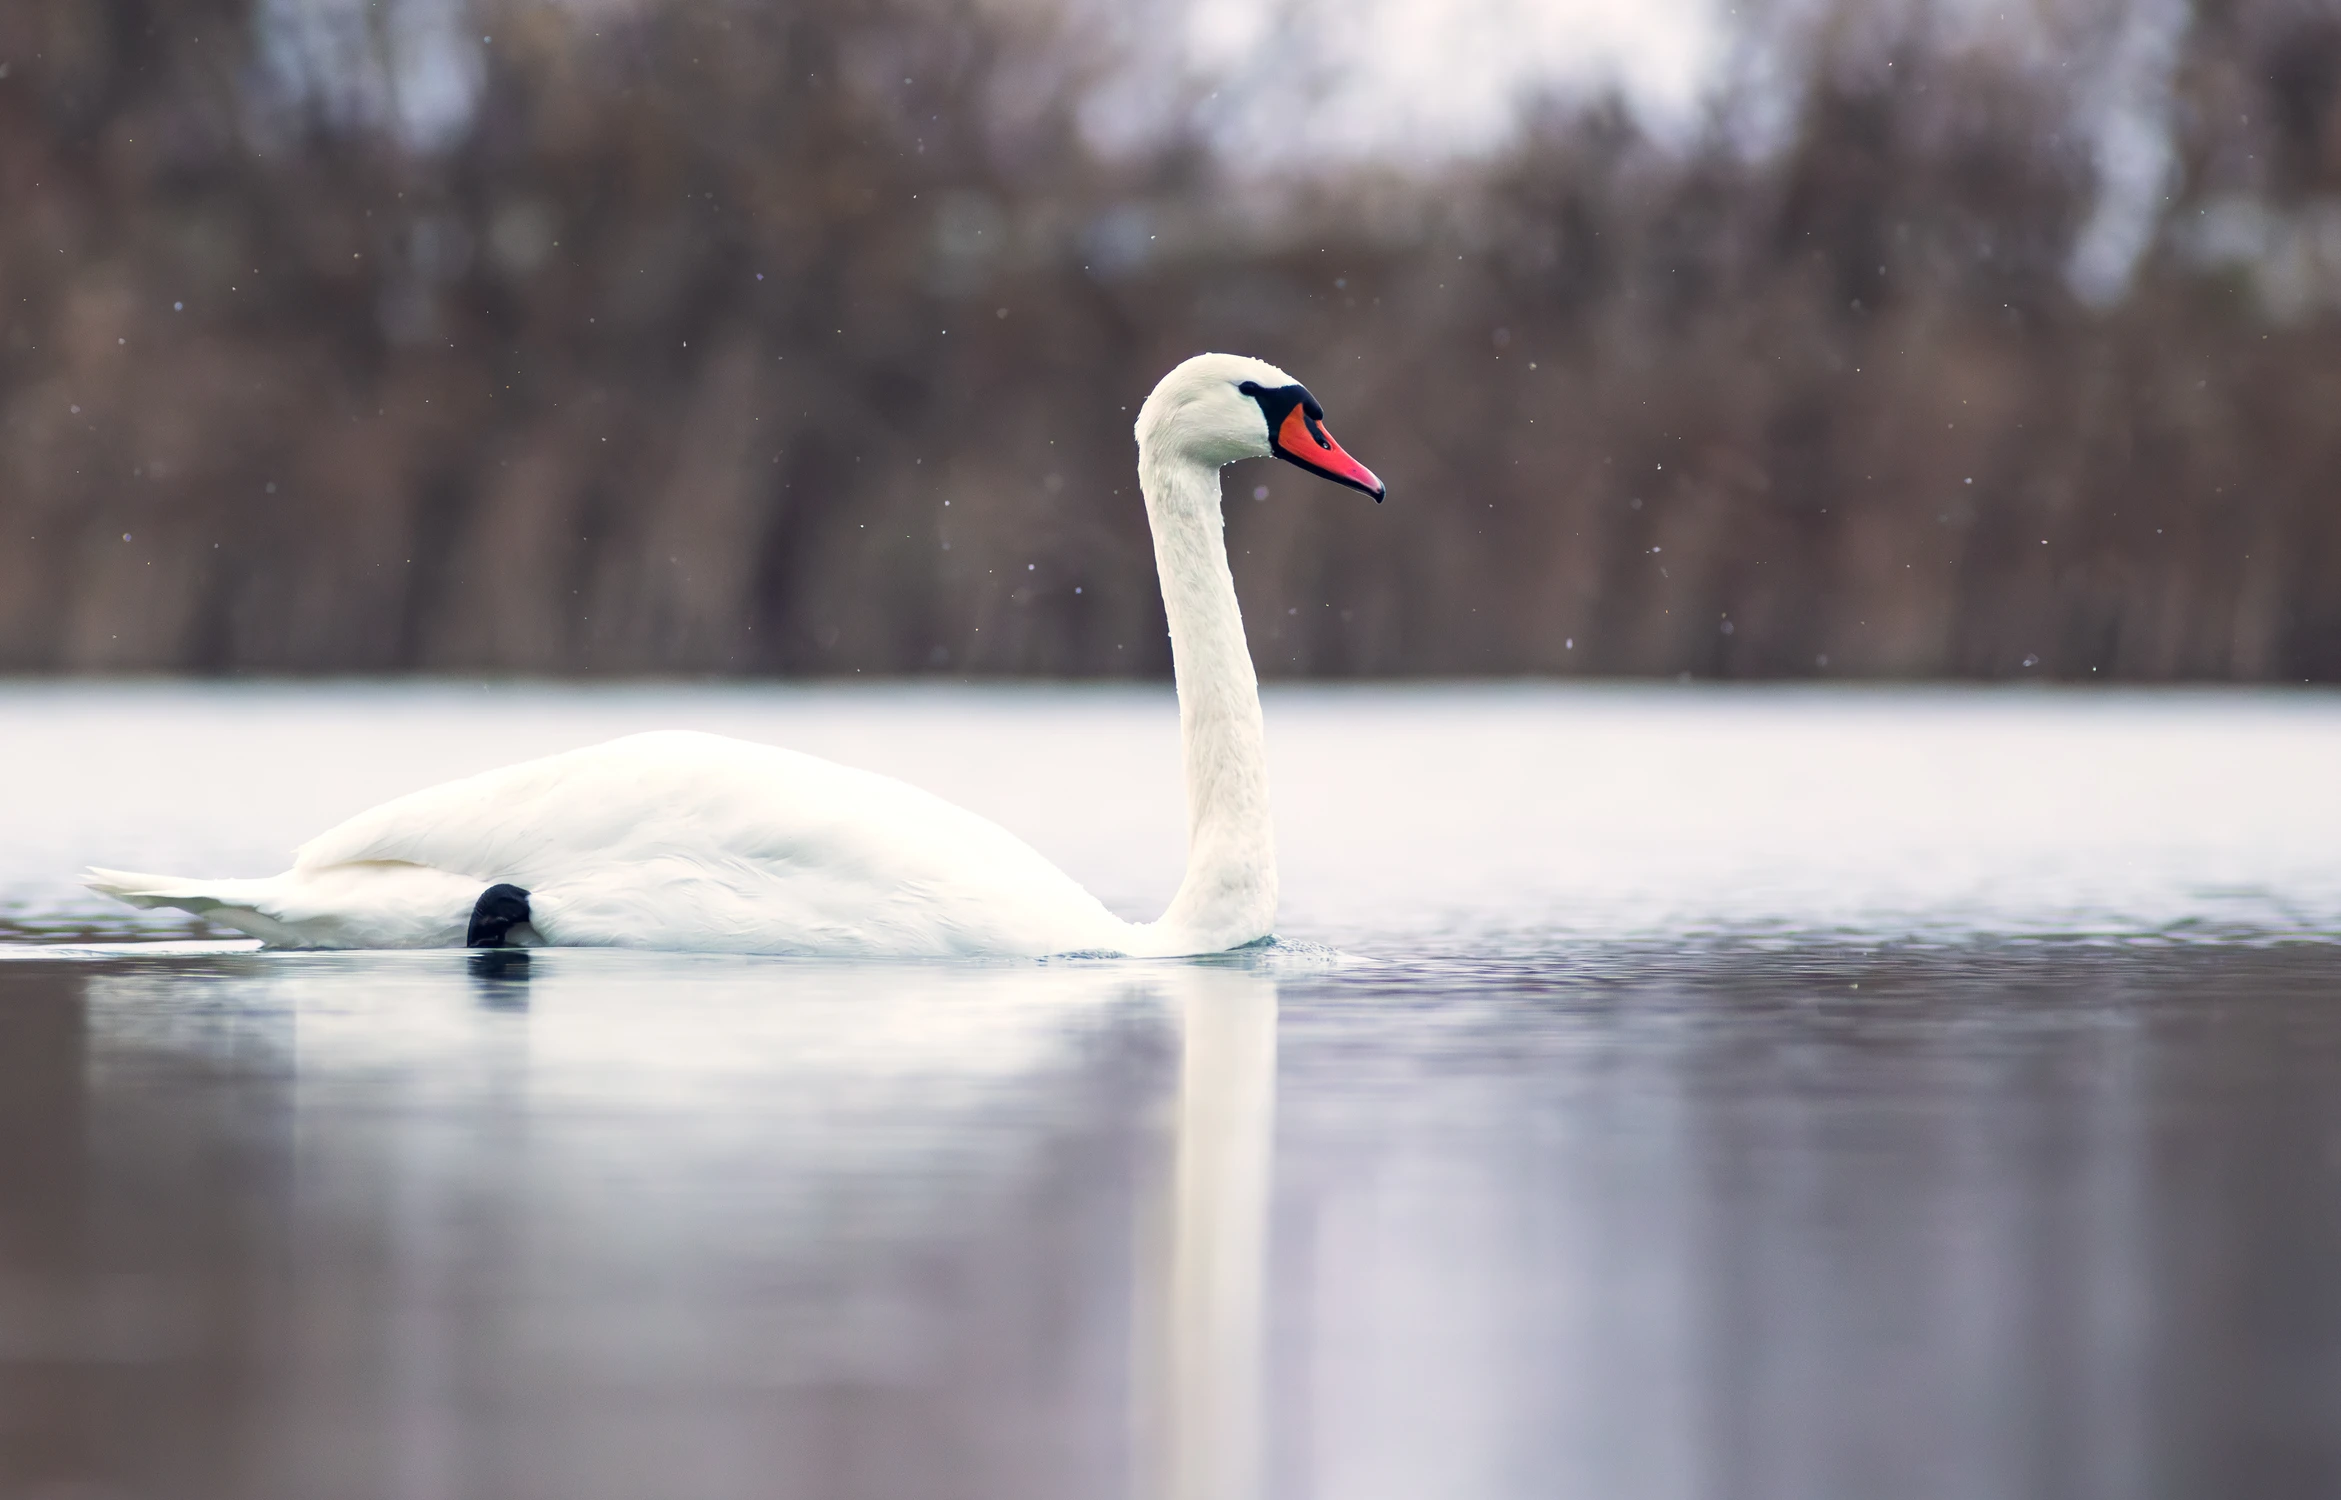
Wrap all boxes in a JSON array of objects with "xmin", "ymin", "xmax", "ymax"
[{"xmin": 1141, "ymin": 442, "xmax": 1276, "ymax": 950}]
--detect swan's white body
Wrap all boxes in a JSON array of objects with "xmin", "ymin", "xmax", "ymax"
[
  {"xmin": 94, "ymin": 731, "xmax": 1144, "ymax": 954},
  {"xmin": 87, "ymin": 353, "xmax": 1363, "ymax": 958}
]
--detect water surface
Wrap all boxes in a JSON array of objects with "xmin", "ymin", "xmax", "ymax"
[{"xmin": 2, "ymin": 683, "xmax": 2338, "ymax": 1499}]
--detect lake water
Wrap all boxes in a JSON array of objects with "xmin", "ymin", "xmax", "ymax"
[{"xmin": 3, "ymin": 682, "xmax": 2340, "ymax": 1499}]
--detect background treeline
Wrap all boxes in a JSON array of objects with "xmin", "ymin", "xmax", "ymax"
[{"xmin": 3, "ymin": 0, "xmax": 2340, "ymax": 679}]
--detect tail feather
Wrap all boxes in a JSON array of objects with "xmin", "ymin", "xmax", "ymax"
[
  {"xmin": 82, "ymin": 862, "xmax": 481, "ymax": 948},
  {"xmin": 82, "ymin": 867, "xmax": 303, "ymax": 944},
  {"xmin": 81, "ymin": 867, "xmax": 246, "ymax": 912}
]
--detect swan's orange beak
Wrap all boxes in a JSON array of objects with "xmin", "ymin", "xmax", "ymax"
[{"xmin": 1272, "ymin": 404, "xmax": 1385, "ymax": 500}]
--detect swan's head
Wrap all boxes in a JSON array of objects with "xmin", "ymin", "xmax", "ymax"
[{"xmin": 1136, "ymin": 352, "xmax": 1385, "ymax": 501}]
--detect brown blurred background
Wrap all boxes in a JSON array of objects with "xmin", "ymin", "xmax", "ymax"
[{"xmin": 2, "ymin": 0, "xmax": 2338, "ymax": 680}]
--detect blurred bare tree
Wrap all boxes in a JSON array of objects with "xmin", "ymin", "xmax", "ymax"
[{"xmin": 2, "ymin": 0, "xmax": 2339, "ymax": 679}]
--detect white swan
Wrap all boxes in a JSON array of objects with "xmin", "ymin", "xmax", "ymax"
[{"xmin": 84, "ymin": 353, "xmax": 1385, "ymax": 957}]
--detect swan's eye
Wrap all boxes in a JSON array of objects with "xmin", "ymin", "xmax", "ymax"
[{"xmin": 1239, "ymin": 380, "xmax": 1305, "ymax": 419}]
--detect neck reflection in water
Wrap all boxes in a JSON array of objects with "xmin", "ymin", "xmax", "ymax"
[{"xmin": 1137, "ymin": 967, "xmax": 1277, "ymax": 1500}]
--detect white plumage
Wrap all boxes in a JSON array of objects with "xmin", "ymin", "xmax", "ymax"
[{"xmin": 85, "ymin": 354, "xmax": 1383, "ymax": 957}]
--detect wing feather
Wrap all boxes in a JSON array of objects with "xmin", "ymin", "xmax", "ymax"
[{"xmin": 290, "ymin": 730, "xmax": 1127, "ymax": 953}]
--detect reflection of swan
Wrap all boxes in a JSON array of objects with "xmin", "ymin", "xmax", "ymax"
[
  {"xmin": 1138, "ymin": 967, "xmax": 1278, "ymax": 1500},
  {"xmin": 83, "ymin": 356, "xmax": 1382, "ymax": 956}
]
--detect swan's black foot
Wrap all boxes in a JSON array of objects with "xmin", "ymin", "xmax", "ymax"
[{"xmin": 467, "ymin": 883, "xmax": 534, "ymax": 948}]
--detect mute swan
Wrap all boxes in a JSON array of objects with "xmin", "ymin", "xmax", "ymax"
[{"xmin": 84, "ymin": 354, "xmax": 1384, "ymax": 957}]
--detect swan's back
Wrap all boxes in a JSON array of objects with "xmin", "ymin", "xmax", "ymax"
[{"xmin": 295, "ymin": 731, "xmax": 1133, "ymax": 955}]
